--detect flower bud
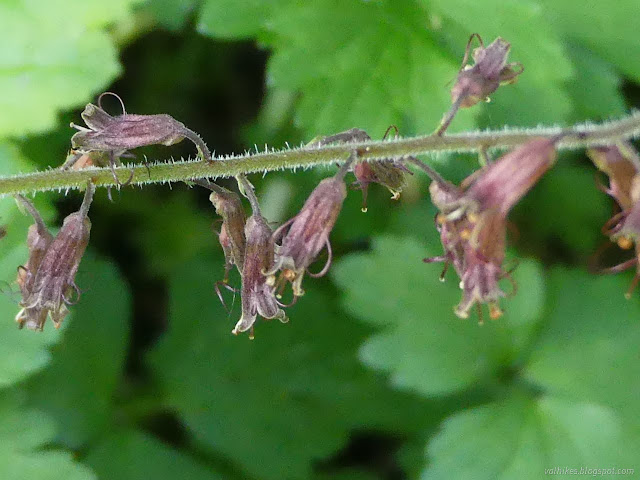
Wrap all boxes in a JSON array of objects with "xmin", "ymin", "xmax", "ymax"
[
  {"xmin": 71, "ymin": 96, "xmax": 211, "ymax": 160},
  {"xmin": 268, "ymin": 175, "xmax": 347, "ymax": 296},
  {"xmin": 209, "ymin": 188, "xmax": 247, "ymax": 274},
  {"xmin": 233, "ymin": 214, "xmax": 287, "ymax": 337}
]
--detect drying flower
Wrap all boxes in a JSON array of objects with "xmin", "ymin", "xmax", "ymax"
[
  {"xmin": 451, "ymin": 35, "xmax": 523, "ymax": 109},
  {"xmin": 425, "ymin": 138, "xmax": 557, "ymax": 320},
  {"xmin": 210, "ymin": 187, "xmax": 247, "ymax": 278},
  {"xmin": 71, "ymin": 93, "xmax": 211, "ymax": 161},
  {"xmin": 14, "ymin": 196, "xmax": 54, "ymax": 330},
  {"xmin": 268, "ymin": 174, "xmax": 347, "ymax": 297},
  {"xmin": 588, "ymin": 143, "xmax": 640, "ymax": 297},
  {"xmin": 16, "ymin": 184, "xmax": 94, "ymax": 331},
  {"xmin": 232, "ymin": 214, "xmax": 287, "ymax": 337},
  {"xmin": 588, "ymin": 142, "xmax": 640, "ymax": 212},
  {"xmin": 437, "ymin": 34, "xmax": 522, "ymax": 135}
]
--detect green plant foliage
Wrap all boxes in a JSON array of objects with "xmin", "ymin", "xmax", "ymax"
[
  {"xmin": 84, "ymin": 429, "xmax": 225, "ymax": 480},
  {"xmin": 335, "ymin": 241, "xmax": 640, "ymax": 476},
  {"xmin": 199, "ymin": 0, "xmax": 476, "ymax": 136},
  {"xmin": 0, "ymin": 391, "xmax": 95, "ymax": 480},
  {"xmin": 25, "ymin": 255, "xmax": 131, "ymax": 448},
  {"xmin": 422, "ymin": 395, "xmax": 626, "ymax": 480},
  {"xmin": 149, "ymin": 254, "xmax": 444, "ymax": 480},
  {"xmin": 333, "ymin": 236, "xmax": 545, "ymax": 396},
  {"xmin": 0, "ymin": 0, "xmax": 140, "ymax": 137}
]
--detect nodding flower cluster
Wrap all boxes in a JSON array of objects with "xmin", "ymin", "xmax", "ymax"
[
  {"xmin": 13, "ymin": 184, "xmax": 95, "ymax": 331},
  {"xmin": 424, "ymin": 138, "xmax": 558, "ymax": 321},
  {"xmin": 9, "ymin": 33, "xmax": 639, "ymax": 335},
  {"xmin": 210, "ymin": 153, "xmax": 406, "ymax": 338}
]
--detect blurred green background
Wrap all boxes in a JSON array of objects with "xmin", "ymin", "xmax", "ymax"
[{"xmin": 1, "ymin": 1, "xmax": 639, "ymax": 479}]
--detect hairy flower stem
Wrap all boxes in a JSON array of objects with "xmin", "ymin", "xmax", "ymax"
[
  {"xmin": 236, "ymin": 174, "xmax": 262, "ymax": 215},
  {"xmin": 2, "ymin": 112, "xmax": 640, "ymax": 197}
]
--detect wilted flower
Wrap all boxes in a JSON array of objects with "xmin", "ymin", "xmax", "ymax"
[
  {"xmin": 71, "ymin": 93, "xmax": 211, "ymax": 161},
  {"xmin": 425, "ymin": 138, "xmax": 557, "ymax": 320},
  {"xmin": 232, "ymin": 214, "xmax": 287, "ymax": 338},
  {"xmin": 15, "ymin": 184, "xmax": 94, "ymax": 331},
  {"xmin": 588, "ymin": 143, "xmax": 640, "ymax": 297},
  {"xmin": 310, "ymin": 127, "xmax": 409, "ymax": 211},
  {"xmin": 209, "ymin": 187, "xmax": 247, "ymax": 279},
  {"xmin": 437, "ymin": 34, "xmax": 523, "ymax": 135},
  {"xmin": 267, "ymin": 173, "xmax": 347, "ymax": 297},
  {"xmin": 588, "ymin": 143, "xmax": 640, "ymax": 213}
]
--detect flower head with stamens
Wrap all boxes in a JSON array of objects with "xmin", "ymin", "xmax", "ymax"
[
  {"xmin": 268, "ymin": 174, "xmax": 347, "ymax": 297},
  {"xmin": 425, "ymin": 138, "xmax": 557, "ymax": 320},
  {"xmin": 15, "ymin": 184, "xmax": 94, "ymax": 331}
]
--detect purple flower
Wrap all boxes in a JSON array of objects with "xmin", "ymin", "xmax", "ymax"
[
  {"xmin": 71, "ymin": 94, "xmax": 211, "ymax": 161},
  {"xmin": 15, "ymin": 185, "xmax": 94, "ymax": 331},
  {"xmin": 451, "ymin": 35, "xmax": 523, "ymax": 109},
  {"xmin": 233, "ymin": 214, "xmax": 287, "ymax": 337},
  {"xmin": 268, "ymin": 175, "xmax": 347, "ymax": 297},
  {"xmin": 426, "ymin": 138, "xmax": 557, "ymax": 320}
]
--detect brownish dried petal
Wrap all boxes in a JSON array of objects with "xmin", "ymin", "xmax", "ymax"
[
  {"xmin": 210, "ymin": 188, "xmax": 247, "ymax": 272},
  {"xmin": 17, "ymin": 223, "xmax": 54, "ymax": 298},
  {"xmin": 233, "ymin": 215, "xmax": 286, "ymax": 336},
  {"xmin": 588, "ymin": 143, "xmax": 640, "ymax": 211}
]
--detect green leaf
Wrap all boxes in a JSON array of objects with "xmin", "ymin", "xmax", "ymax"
[
  {"xmin": 538, "ymin": 0, "xmax": 640, "ymax": 83},
  {"xmin": 146, "ymin": 0, "xmax": 198, "ymax": 32},
  {"xmin": 0, "ymin": 391, "xmax": 95, "ymax": 480},
  {"xmin": 422, "ymin": 394, "xmax": 626, "ymax": 480},
  {"xmin": 84, "ymin": 429, "xmax": 224, "ymax": 480},
  {"xmin": 332, "ymin": 236, "xmax": 545, "ymax": 396},
  {"xmin": 512, "ymin": 162, "xmax": 611, "ymax": 262},
  {"xmin": 0, "ymin": 143, "xmax": 59, "ymax": 387},
  {"xmin": 149, "ymin": 253, "xmax": 439, "ymax": 480},
  {"xmin": 199, "ymin": 0, "xmax": 475, "ymax": 137},
  {"xmin": 198, "ymin": 0, "xmax": 275, "ymax": 38},
  {"xmin": 525, "ymin": 269, "xmax": 640, "ymax": 419},
  {"xmin": 25, "ymin": 254, "xmax": 130, "ymax": 448},
  {"xmin": 563, "ymin": 43, "xmax": 626, "ymax": 121},
  {"xmin": 0, "ymin": 0, "xmax": 139, "ymax": 137}
]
